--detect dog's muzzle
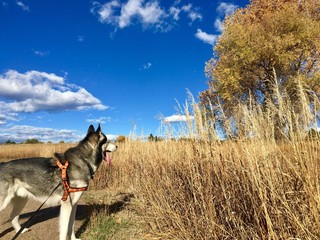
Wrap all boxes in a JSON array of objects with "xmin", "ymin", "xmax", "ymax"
[{"xmin": 104, "ymin": 143, "xmax": 117, "ymax": 165}]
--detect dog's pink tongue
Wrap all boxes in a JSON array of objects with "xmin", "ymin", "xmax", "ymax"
[{"xmin": 105, "ymin": 153, "xmax": 112, "ymax": 165}]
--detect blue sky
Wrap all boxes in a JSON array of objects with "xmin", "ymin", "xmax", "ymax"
[{"xmin": 0, "ymin": 0, "xmax": 249, "ymax": 142}]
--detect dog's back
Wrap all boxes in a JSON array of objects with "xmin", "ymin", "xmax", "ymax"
[{"xmin": 0, "ymin": 158, "xmax": 61, "ymax": 205}]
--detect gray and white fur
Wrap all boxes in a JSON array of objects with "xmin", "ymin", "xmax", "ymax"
[{"xmin": 0, "ymin": 125, "xmax": 117, "ymax": 240}]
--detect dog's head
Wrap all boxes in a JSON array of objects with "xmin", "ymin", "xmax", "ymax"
[{"xmin": 85, "ymin": 124, "xmax": 117, "ymax": 165}]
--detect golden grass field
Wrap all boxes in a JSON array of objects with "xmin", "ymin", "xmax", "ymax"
[
  {"xmin": 100, "ymin": 139, "xmax": 320, "ymax": 239},
  {"xmin": 0, "ymin": 143, "xmax": 74, "ymax": 162},
  {"xmin": 1, "ymin": 138, "xmax": 319, "ymax": 239}
]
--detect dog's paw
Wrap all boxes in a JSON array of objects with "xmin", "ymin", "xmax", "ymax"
[
  {"xmin": 71, "ymin": 238, "xmax": 81, "ymax": 240},
  {"xmin": 21, "ymin": 227, "xmax": 30, "ymax": 233}
]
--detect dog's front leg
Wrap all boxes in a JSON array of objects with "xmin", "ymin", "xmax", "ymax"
[
  {"xmin": 68, "ymin": 203, "xmax": 79, "ymax": 240},
  {"xmin": 59, "ymin": 192, "xmax": 83, "ymax": 240},
  {"xmin": 59, "ymin": 200, "xmax": 72, "ymax": 240}
]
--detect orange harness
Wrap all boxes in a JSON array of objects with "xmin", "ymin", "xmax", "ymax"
[{"xmin": 56, "ymin": 159, "xmax": 88, "ymax": 201}]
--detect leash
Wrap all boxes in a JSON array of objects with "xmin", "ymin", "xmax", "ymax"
[{"xmin": 11, "ymin": 182, "xmax": 61, "ymax": 240}]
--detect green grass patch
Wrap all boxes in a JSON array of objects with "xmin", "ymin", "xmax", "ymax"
[{"xmin": 84, "ymin": 214, "xmax": 134, "ymax": 240}]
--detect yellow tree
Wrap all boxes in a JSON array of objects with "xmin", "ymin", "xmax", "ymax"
[{"xmin": 201, "ymin": 0, "xmax": 320, "ymax": 115}]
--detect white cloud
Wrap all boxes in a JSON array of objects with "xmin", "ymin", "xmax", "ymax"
[
  {"xmin": 188, "ymin": 11, "xmax": 202, "ymax": 23},
  {"xmin": 214, "ymin": 2, "xmax": 238, "ymax": 32},
  {"xmin": 34, "ymin": 50, "xmax": 49, "ymax": 57},
  {"xmin": 0, "ymin": 70, "xmax": 108, "ymax": 124},
  {"xmin": 106, "ymin": 134, "xmax": 118, "ymax": 141},
  {"xmin": 0, "ymin": 112, "xmax": 18, "ymax": 125},
  {"xmin": 93, "ymin": 0, "xmax": 120, "ymax": 23},
  {"xmin": 195, "ymin": 29, "xmax": 217, "ymax": 45},
  {"xmin": 0, "ymin": 125, "xmax": 83, "ymax": 143},
  {"xmin": 16, "ymin": 1, "xmax": 29, "ymax": 11},
  {"xmin": 91, "ymin": 0, "xmax": 202, "ymax": 31},
  {"xmin": 119, "ymin": 0, "xmax": 164, "ymax": 28},
  {"xmin": 169, "ymin": 6, "xmax": 180, "ymax": 21},
  {"xmin": 169, "ymin": 3, "xmax": 202, "ymax": 23},
  {"xmin": 0, "ymin": 124, "xmax": 120, "ymax": 143},
  {"xmin": 214, "ymin": 19, "xmax": 223, "ymax": 32},
  {"xmin": 86, "ymin": 116, "xmax": 111, "ymax": 124},
  {"xmin": 163, "ymin": 114, "xmax": 194, "ymax": 123},
  {"xmin": 140, "ymin": 62, "xmax": 152, "ymax": 70},
  {"xmin": 217, "ymin": 2, "xmax": 238, "ymax": 16},
  {"xmin": 195, "ymin": 3, "xmax": 239, "ymax": 45},
  {"xmin": 184, "ymin": 6, "xmax": 202, "ymax": 23}
]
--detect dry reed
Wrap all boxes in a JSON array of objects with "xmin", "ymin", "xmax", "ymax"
[{"xmin": 93, "ymin": 83, "xmax": 320, "ymax": 239}]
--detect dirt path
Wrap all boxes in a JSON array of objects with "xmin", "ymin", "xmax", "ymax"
[
  {"xmin": 0, "ymin": 190, "xmax": 135, "ymax": 240},
  {"xmin": 0, "ymin": 198, "xmax": 89, "ymax": 240}
]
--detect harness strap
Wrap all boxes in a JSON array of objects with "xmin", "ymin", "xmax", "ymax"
[{"xmin": 56, "ymin": 159, "xmax": 88, "ymax": 201}]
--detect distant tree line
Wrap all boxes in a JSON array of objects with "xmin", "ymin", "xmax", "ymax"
[
  {"xmin": 4, "ymin": 140, "xmax": 16, "ymax": 144},
  {"xmin": 148, "ymin": 134, "xmax": 163, "ymax": 142},
  {"xmin": 114, "ymin": 134, "xmax": 165, "ymax": 142},
  {"xmin": 2, "ymin": 139, "xmax": 67, "ymax": 144}
]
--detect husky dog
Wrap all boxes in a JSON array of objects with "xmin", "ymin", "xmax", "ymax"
[{"xmin": 0, "ymin": 125, "xmax": 117, "ymax": 240}]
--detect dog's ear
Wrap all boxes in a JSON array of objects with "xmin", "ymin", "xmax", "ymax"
[
  {"xmin": 87, "ymin": 125, "xmax": 95, "ymax": 134},
  {"xmin": 96, "ymin": 124, "xmax": 101, "ymax": 133}
]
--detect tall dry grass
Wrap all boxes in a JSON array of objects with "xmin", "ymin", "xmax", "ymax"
[
  {"xmin": 94, "ymin": 139, "xmax": 319, "ymax": 239},
  {"xmin": 93, "ymin": 84, "xmax": 320, "ymax": 239}
]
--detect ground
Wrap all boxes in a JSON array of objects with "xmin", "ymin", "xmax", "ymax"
[{"xmin": 0, "ymin": 189, "xmax": 137, "ymax": 240}]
